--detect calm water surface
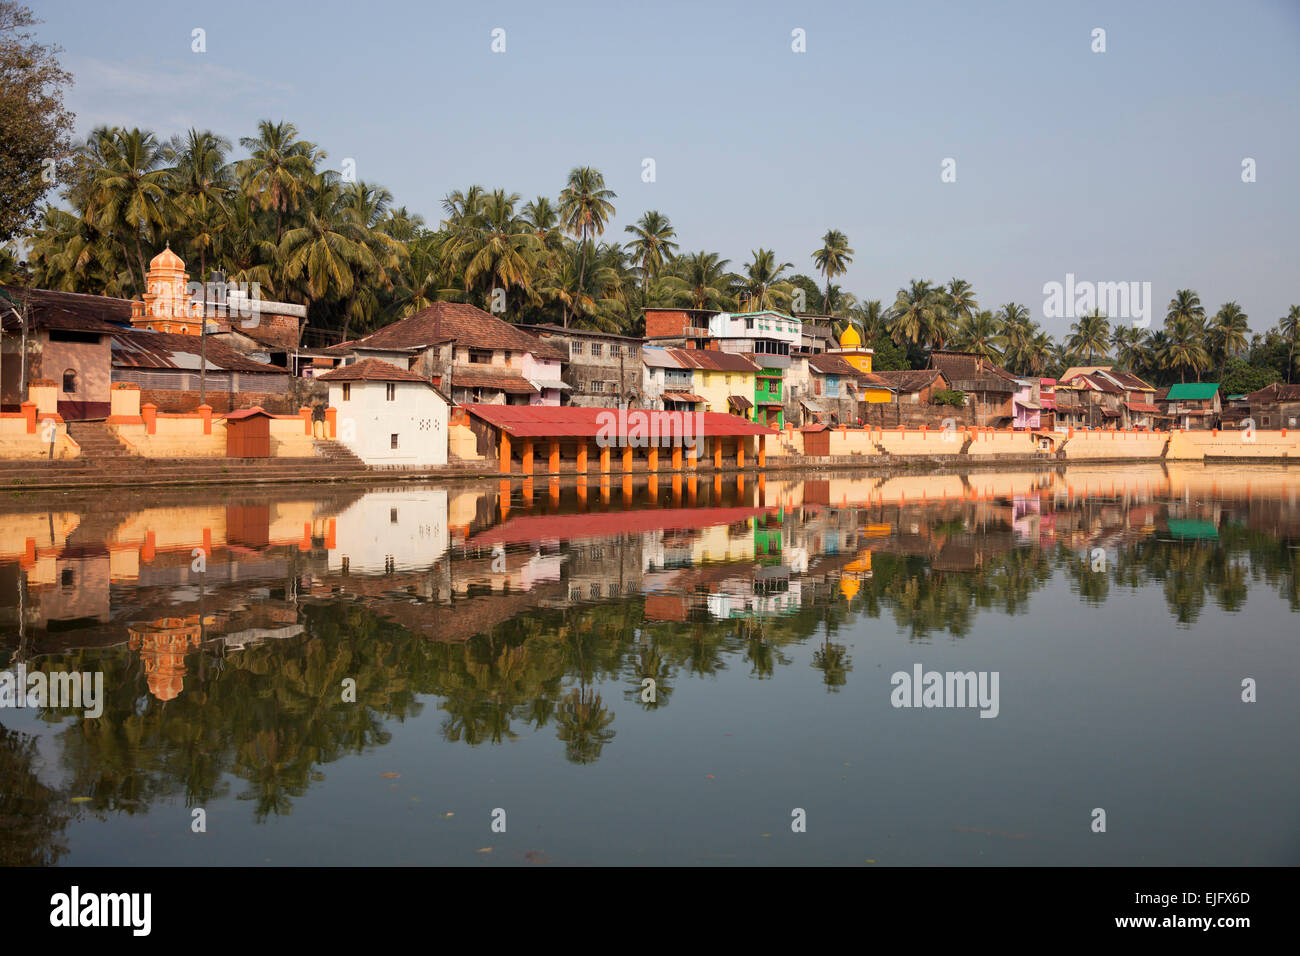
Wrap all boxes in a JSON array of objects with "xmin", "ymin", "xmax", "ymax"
[{"xmin": 1, "ymin": 464, "xmax": 1297, "ymax": 865}]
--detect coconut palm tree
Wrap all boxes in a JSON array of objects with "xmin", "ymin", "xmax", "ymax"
[
  {"xmin": 1066, "ymin": 309, "xmax": 1110, "ymax": 362},
  {"xmin": 660, "ymin": 251, "xmax": 735, "ymax": 312},
  {"xmin": 623, "ymin": 210, "xmax": 678, "ymax": 293},
  {"xmin": 82, "ymin": 126, "xmax": 171, "ymax": 294},
  {"xmin": 1165, "ymin": 289, "xmax": 1206, "ymax": 329},
  {"xmin": 278, "ymin": 175, "xmax": 376, "ymax": 336},
  {"xmin": 1208, "ymin": 301, "xmax": 1250, "ymax": 380},
  {"xmin": 888, "ymin": 279, "xmax": 948, "ymax": 349},
  {"xmin": 1111, "ymin": 324, "xmax": 1145, "ymax": 373},
  {"xmin": 444, "ymin": 188, "xmax": 539, "ymax": 312},
  {"xmin": 165, "ymin": 128, "xmax": 233, "ymax": 280},
  {"xmin": 1280, "ymin": 304, "xmax": 1300, "ymax": 384},
  {"xmin": 945, "ymin": 278, "xmax": 979, "ymax": 326},
  {"xmin": 812, "ymin": 230, "xmax": 853, "ymax": 316},
  {"xmin": 558, "ymin": 167, "xmax": 616, "ymax": 324},
  {"xmin": 237, "ymin": 120, "xmax": 320, "ymax": 242},
  {"xmin": 954, "ymin": 309, "xmax": 1001, "ymax": 359},
  {"xmin": 1160, "ymin": 314, "xmax": 1211, "ymax": 383}
]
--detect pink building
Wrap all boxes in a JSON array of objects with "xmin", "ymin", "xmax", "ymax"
[
  {"xmin": 1012, "ymin": 378, "xmax": 1041, "ymax": 430},
  {"xmin": 520, "ymin": 351, "xmax": 566, "ymax": 406}
]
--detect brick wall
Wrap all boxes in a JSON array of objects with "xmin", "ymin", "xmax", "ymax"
[{"xmin": 138, "ymin": 388, "xmax": 296, "ymax": 414}]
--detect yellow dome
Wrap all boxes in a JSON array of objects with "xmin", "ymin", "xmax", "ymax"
[
  {"xmin": 839, "ymin": 325, "xmax": 861, "ymax": 348},
  {"xmin": 839, "ymin": 577, "xmax": 860, "ymax": 602},
  {"xmin": 149, "ymin": 242, "xmax": 185, "ymax": 272}
]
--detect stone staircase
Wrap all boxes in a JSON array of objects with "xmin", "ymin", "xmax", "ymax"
[{"xmin": 67, "ymin": 420, "xmax": 133, "ymax": 458}]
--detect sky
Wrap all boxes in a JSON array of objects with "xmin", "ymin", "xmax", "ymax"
[{"xmin": 26, "ymin": 0, "xmax": 1300, "ymax": 338}]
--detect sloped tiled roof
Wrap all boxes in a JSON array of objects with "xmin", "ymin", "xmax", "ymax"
[
  {"xmin": 463, "ymin": 404, "xmax": 775, "ymax": 438},
  {"xmin": 354, "ymin": 302, "xmax": 565, "ymax": 360},
  {"xmin": 668, "ymin": 348, "xmax": 760, "ymax": 373},
  {"xmin": 447, "ymin": 368, "xmax": 537, "ymax": 394},
  {"xmin": 929, "ymin": 350, "xmax": 1018, "ymax": 389},
  {"xmin": 1247, "ymin": 382, "xmax": 1300, "ymax": 403},
  {"xmin": 111, "ymin": 330, "xmax": 286, "ymax": 373},
  {"xmin": 1102, "ymin": 369, "xmax": 1156, "ymax": 392},
  {"xmin": 861, "ymin": 369, "xmax": 949, "ymax": 393},
  {"xmin": 318, "ymin": 358, "xmax": 429, "ymax": 383},
  {"xmin": 807, "ymin": 353, "xmax": 872, "ymax": 381}
]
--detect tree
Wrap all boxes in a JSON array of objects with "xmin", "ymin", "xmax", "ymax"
[
  {"xmin": 238, "ymin": 120, "xmax": 319, "ymax": 242},
  {"xmin": 1276, "ymin": 305, "xmax": 1299, "ymax": 384},
  {"xmin": 1066, "ymin": 309, "xmax": 1110, "ymax": 362},
  {"xmin": 660, "ymin": 251, "xmax": 734, "ymax": 311},
  {"xmin": 623, "ymin": 210, "xmax": 678, "ymax": 294},
  {"xmin": 953, "ymin": 309, "xmax": 1001, "ymax": 359},
  {"xmin": 812, "ymin": 230, "xmax": 853, "ymax": 317},
  {"xmin": 558, "ymin": 167, "xmax": 615, "ymax": 327},
  {"xmin": 82, "ymin": 126, "xmax": 171, "ymax": 294},
  {"xmin": 165, "ymin": 128, "xmax": 232, "ymax": 280},
  {"xmin": 888, "ymin": 279, "xmax": 948, "ymax": 349},
  {"xmin": 0, "ymin": 2, "xmax": 74, "ymax": 243},
  {"xmin": 945, "ymin": 278, "xmax": 979, "ymax": 326},
  {"xmin": 1208, "ymin": 301, "xmax": 1250, "ymax": 380}
]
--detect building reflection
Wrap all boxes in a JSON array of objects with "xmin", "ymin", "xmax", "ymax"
[{"xmin": 2, "ymin": 463, "xmax": 1299, "ymax": 705}]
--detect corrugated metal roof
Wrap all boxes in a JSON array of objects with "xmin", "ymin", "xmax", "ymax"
[
  {"xmin": 1166, "ymin": 382, "xmax": 1220, "ymax": 400},
  {"xmin": 463, "ymin": 404, "xmax": 776, "ymax": 438}
]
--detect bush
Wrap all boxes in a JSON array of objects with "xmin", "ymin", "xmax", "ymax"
[{"xmin": 932, "ymin": 389, "xmax": 966, "ymax": 407}]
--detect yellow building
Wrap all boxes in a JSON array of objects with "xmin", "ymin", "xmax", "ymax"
[
  {"xmin": 670, "ymin": 348, "xmax": 761, "ymax": 418},
  {"xmin": 831, "ymin": 327, "xmax": 892, "ymax": 403}
]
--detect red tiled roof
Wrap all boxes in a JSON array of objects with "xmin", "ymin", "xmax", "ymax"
[
  {"xmin": 662, "ymin": 392, "xmax": 705, "ymax": 403},
  {"xmin": 449, "ymin": 369, "xmax": 537, "ymax": 394},
  {"xmin": 354, "ymin": 301, "xmax": 566, "ymax": 360},
  {"xmin": 1125, "ymin": 401, "xmax": 1161, "ymax": 414},
  {"xmin": 1103, "ymin": 370, "xmax": 1156, "ymax": 392},
  {"xmin": 463, "ymin": 404, "xmax": 776, "ymax": 438},
  {"xmin": 668, "ymin": 348, "xmax": 761, "ymax": 373},
  {"xmin": 468, "ymin": 505, "xmax": 777, "ymax": 547},
  {"xmin": 318, "ymin": 358, "xmax": 430, "ymax": 383}
]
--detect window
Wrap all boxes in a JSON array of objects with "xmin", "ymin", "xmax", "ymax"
[
  {"xmin": 591, "ymin": 343, "xmax": 603, "ymax": 357},
  {"xmin": 390, "ymin": 508, "xmax": 398, "ymax": 523},
  {"xmin": 726, "ymin": 375, "xmax": 733, "ymax": 385},
  {"xmin": 386, "ymin": 382, "xmax": 396, "ymax": 401},
  {"xmin": 590, "ymin": 381, "xmax": 605, "ymax": 393},
  {"xmin": 342, "ymin": 383, "xmax": 351, "ymax": 401},
  {"xmin": 469, "ymin": 348, "xmax": 492, "ymax": 364},
  {"xmin": 571, "ymin": 341, "xmax": 584, "ymax": 356},
  {"xmin": 61, "ymin": 568, "xmax": 74, "ymax": 588},
  {"xmin": 62, "ymin": 369, "xmax": 77, "ymax": 394},
  {"xmin": 391, "ymin": 434, "xmax": 399, "ymax": 449}
]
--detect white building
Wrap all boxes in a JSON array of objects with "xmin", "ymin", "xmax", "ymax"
[
  {"xmin": 708, "ymin": 310, "xmax": 802, "ymax": 362},
  {"xmin": 320, "ymin": 358, "xmax": 449, "ymax": 467},
  {"xmin": 327, "ymin": 488, "xmax": 450, "ymax": 574}
]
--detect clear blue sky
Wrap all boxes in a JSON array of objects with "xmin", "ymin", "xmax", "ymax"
[{"xmin": 29, "ymin": 0, "xmax": 1300, "ymax": 336}]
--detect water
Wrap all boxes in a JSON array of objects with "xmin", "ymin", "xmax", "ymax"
[{"xmin": 1, "ymin": 463, "xmax": 1297, "ymax": 866}]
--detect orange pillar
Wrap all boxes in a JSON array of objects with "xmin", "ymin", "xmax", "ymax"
[
  {"xmin": 714, "ymin": 441, "xmax": 723, "ymax": 470},
  {"xmin": 736, "ymin": 439, "xmax": 745, "ymax": 469},
  {"xmin": 576, "ymin": 442, "xmax": 588, "ymax": 475},
  {"xmin": 688, "ymin": 446, "xmax": 698, "ymax": 470},
  {"xmin": 758, "ymin": 441, "xmax": 766, "ymax": 468},
  {"xmin": 600, "ymin": 444, "xmax": 611, "ymax": 474},
  {"xmin": 499, "ymin": 480, "xmax": 511, "ymax": 519},
  {"xmin": 499, "ymin": 432, "xmax": 512, "ymax": 474},
  {"xmin": 622, "ymin": 444, "xmax": 633, "ymax": 473},
  {"xmin": 549, "ymin": 438, "xmax": 560, "ymax": 474},
  {"xmin": 672, "ymin": 445, "xmax": 682, "ymax": 471},
  {"xmin": 299, "ymin": 406, "xmax": 312, "ymax": 435},
  {"xmin": 325, "ymin": 406, "xmax": 338, "ymax": 438},
  {"xmin": 522, "ymin": 440, "xmax": 534, "ymax": 476},
  {"xmin": 648, "ymin": 446, "xmax": 659, "ymax": 472}
]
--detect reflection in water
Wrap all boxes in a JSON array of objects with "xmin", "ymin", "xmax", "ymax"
[{"xmin": 1, "ymin": 463, "xmax": 1297, "ymax": 865}]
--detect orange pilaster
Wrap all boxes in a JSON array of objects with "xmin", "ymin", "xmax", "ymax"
[
  {"xmin": 549, "ymin": 439, "xmax": 560, "ymax": 474},
  {"xmin": 622, "ymin": 445, "xmax": 633, "ymax": 473},
  {"xmin": 714, "ymin": 442, "xmax": 723, "ymax": 470},
  {"xmin": 672, "ymin": 446, "xmax": 682, "ymax": 471},
  {"xmin": 499, "ymin": 432, "xmax": 512, "ymax": 474},
  {"xmin": 736, "ymin": 440, "xmax": 745, "ymax": 469},
  {"xmin": 600, "ymin": 444, "xmax": 611, "ymax": 474},
  {"xmin": 648, "ymin": 446, "xmax": 659, "ymax": 472},
  {"xmin": 522, "ymin": 440, "xmax": 534, "ymax": 476},
  {"xmin": 576, "ymin": 443, "xmax": 588, "ymax": 474}
]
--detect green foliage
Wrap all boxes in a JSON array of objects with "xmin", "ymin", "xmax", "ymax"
[
  {"xmin": 932, "ymin": 388, "xmax": 966, "ymax": 407},
  {"xmin": 1219, "ymin": 357, "xmax": 1278, "ymax": 396}
]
